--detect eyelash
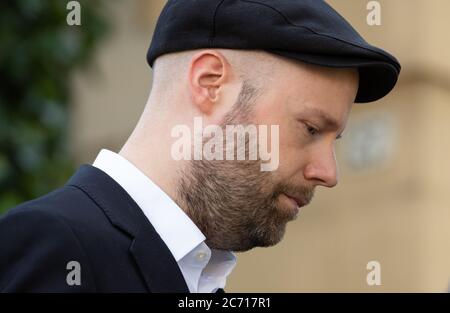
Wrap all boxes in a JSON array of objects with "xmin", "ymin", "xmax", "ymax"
[
  {"xmin": 304, "ymin": 123, "xmax": 319, "ymax": 137},
  {"xmin": 302, "ymin": 121, "xmax": 343, "ymax": 140}
]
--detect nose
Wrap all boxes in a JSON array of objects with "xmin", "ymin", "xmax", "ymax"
[{"xmin": 303, "ymin": 146, "xmax": 338, "ymax": 188}]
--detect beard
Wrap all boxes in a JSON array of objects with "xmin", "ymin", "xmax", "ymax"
[{"xmin": 176, "ymin": 81, "xmax": 314, "ymax": 252}]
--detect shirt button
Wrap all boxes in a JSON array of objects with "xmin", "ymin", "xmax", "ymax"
[{"xmin": 196, "ymin": 251, "xmax": 207, "ymax": 262}]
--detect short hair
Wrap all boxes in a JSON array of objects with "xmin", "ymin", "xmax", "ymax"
[{"xmin": 150, "ymin": 49, "xmax": 277, "ymax": 97}]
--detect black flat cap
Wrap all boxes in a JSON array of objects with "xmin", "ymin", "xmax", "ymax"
[{"xmin": 147, "ymin": 0, "xmax": 401, "ymax": 103}]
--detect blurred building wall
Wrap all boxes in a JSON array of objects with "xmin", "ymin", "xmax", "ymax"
[{"xmin": 71, "ymin": 0, "xmax": 450, "ymax": 292}]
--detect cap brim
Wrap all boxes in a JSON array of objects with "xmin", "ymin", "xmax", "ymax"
[{"xmin": 267, "ymin": 49, "xmax": 400, "ymax": 103}]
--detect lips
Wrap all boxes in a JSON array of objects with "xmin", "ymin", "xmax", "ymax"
[{"xmin": 284, "ymin": 193, "xmax": 308, "ymax": 208}]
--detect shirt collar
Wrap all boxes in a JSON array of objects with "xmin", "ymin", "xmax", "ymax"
[{"xmin": 92, "ymin": 149, "xmax": 206, "ymax": 262}]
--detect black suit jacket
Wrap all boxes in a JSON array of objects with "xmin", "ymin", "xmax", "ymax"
[{"xmin": 0, "ymin": 165, "xmax": 224, "ymax": 293}]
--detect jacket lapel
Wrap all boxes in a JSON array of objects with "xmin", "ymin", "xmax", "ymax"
[
  {"xmin": 129, "ymin": 216, "xmax": 189, "ymax": 293},
  {"xmin": 67, "ymin": 165, "xmax": 190, "ymax": 293}
]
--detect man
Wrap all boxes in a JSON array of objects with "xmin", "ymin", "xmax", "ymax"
[{"xmin": 0, "ymin": 0, "xmax": 400, "ymax": 292}]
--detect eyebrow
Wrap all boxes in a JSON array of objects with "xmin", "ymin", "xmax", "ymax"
[{"xmin": 299, "ymin": 107, "xmax": 340, "ymax": 129}]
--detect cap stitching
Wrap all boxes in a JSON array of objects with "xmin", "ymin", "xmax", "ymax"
[
  {"xmin": 210, "ymin": 0, "xmax": 227, "ymax": 47},
  {"xmin": 240, "ymin": 0, "xmax": 399, "ymax": 69}
]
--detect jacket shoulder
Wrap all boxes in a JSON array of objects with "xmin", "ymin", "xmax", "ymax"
[{"xmin": 0, "ymin": 205, "xmax": 96, "ymax": 292}]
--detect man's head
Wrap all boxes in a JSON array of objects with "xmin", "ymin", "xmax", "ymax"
[
  {"xmin": 129, "ymin": 49, "xmax": 358, "ymax": 252},
  {"xmin": 121, "ymin": 0, "xmax": 399, "ymax": 253}
]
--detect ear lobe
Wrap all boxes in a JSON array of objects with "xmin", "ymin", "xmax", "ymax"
[{"xmin": 188, "ymin": 50, "xmax": 227, "ymax": 114}]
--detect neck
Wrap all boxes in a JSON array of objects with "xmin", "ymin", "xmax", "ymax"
[{"xmin": 118, "ymin": 121, "xmax": 182, "ymax": 208}]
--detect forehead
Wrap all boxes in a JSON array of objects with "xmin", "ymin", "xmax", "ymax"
[
  {"xmin": 278, "ymin": 60, "xmax": 357, "ymax": 108},
  {"xmin": 251, "ymin": 59, "xmax": 358, "ymax": 131}
]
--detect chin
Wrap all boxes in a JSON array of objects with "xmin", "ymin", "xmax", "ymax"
[{"xmin": 253, "ymin": 223, "xmax": 288, "ymax": 249}]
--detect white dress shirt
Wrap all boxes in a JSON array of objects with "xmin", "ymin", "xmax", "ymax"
[{"xmin": 92, "ymin": 149, "xmax": 236, "ymax": 293}]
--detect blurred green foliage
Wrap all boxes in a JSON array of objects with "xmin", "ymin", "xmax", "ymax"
[{"xmin": 0, "ymin": 1, "xmax": 110, "ymax": 213}]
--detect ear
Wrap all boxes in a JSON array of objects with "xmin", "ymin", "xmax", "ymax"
[{"xmin": 188, "ymin": 50, "xmax": 229, "ymax": 114}]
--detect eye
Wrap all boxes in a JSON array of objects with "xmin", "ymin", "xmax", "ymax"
[{"xmin": 304, "ymin": 123, "xmax": 319, "ymax": 136}]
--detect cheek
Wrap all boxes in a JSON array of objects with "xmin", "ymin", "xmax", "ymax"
[
  {"xmin": 272, "ymin": 131, "xmax": 308, "ymax": 182},
  {"xmin": 253, "ymin": 104, "xmax": 308, "ymax": 178},
  {"xmin": 280, "ymin": 148, "xmax": 306, "ymax": 178}
]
